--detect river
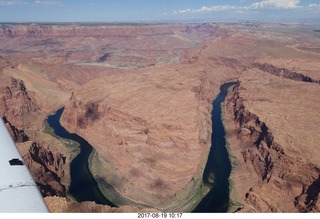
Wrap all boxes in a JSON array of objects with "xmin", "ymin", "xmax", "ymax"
[
  {"xmin": 46, "ymin": 82, "xmax": 236, "ymax": 211},
  {"xmin": 46, "ymin": 108, "xmax": 116, "ymax": 206},
  {"xmin": 193, "ymin": 82, "xmax": 236, "ymax": 212}
]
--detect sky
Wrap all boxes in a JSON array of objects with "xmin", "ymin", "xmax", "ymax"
[{"xmin": 0, "ymin": 0, "xmax": 319, "ymax": 23}]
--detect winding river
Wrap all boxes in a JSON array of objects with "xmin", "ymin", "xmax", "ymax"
[
  {"xmin": 47, "ymin": 108, "xmax": 116, "ymax": 207},
  {"xmin": 46, "ymin": 82, "xmax": 236, "ymax": 212},
  {"xmin": 193, "ymin": 82, "xmax": 236, "ymax": 212}
]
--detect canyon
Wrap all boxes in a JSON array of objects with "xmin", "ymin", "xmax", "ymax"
[
  {"xmin": 224, "ymin": 69, "xmax": 320, "ymax": 212},
  {"xmin": 0, "ymin": 22, "xmax": 319, "ymax": 212}
]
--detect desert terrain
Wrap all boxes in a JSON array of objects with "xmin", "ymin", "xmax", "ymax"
[{"xmin": 0, "ymin": 22, "xmax": 319, "ymax": 212}]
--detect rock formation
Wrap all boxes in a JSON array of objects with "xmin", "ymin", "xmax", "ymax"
[
  {"xmin": 26, "ymin": 142, "xmax": 67, "ymax": 196},
  {"xmin": 2, "ymin": 115, "xmax": 70, "ymax": 198},
  {"xmin": 224, "ymin": 70, "xmax": 320, "ymax": 212},
  {"xmin": 252, "ymin": 62, "xmax": 320, "ymax": 84},
  {"xmin": 0, "ymin": 75, "xmax": 40, "ymax": 129},
  {"xmin": 0, "ymin": 60, "xmax": 70, "ymax": 208},
  {"xmin": 2, "ymin": 115, "xmax": 28, "ymax": 142}
]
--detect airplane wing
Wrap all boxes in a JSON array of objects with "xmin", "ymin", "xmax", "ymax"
[{"xmin": 0, "ymin": 116, "xmax": 49, "ymax": 213}]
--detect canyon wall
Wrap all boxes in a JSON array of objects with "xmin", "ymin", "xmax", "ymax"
[
  {"xmin": 1, "ymin": 114, "xmax": 69, "ymax": 198},
  {"xmin": 2, "ymin": 115, "xmax": 29, "ymax": 142},
  {"xmin": 1, "ymin": 57, "xmax": 71, "ymax": 209},
  {"xmin": 252, "ymin": 63, "xmax": 320, "ymax": 84},
  {"xmin": 21, "ymin": 141, "xmax": 67, "ymax": 197},
  {"xmin": 224, "ymin": 70, "xmax": 320, "ymax": 212},
  {"xmin": 0, "ymin": 74, "xmax": 41, "ymax": 129}
]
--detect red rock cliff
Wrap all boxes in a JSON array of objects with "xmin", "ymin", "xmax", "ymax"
[{"xmin": 224, "ymin": 71, "xmax": 320, "ymax": 212}]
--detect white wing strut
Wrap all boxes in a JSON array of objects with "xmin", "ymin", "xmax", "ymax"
[{"xmin": 0, "ymin": 117, "xmax": 49, "ymax": 213}]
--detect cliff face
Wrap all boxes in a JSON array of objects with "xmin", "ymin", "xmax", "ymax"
[
  {"xmin": 0, "ymin": 62, "xmax": 69, "ymax": 200},
  {"xmin": 224, "ymin": 70, "xmax": 320, "ymax": 212},
  {"xmin": 2, "ymin": 114, "xmax": 69, "ymax": 198},
  {"xmin": 0, "ymin": 75, "xmax": 40, "ymax": 128},
  {"xmin": 3, "ymin": 116, "xmax": 69, "ymax": 198},
  {"xmin": 26, "ymin": 142, "xmax": 67, "ymax": 196},
  {"xmin": 2, "ymin": 115, "xmax": 28, "ymax": 142},
  {"xmin": 252, "ymin": 63, "xmax": 320, "ymax": 84}
]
